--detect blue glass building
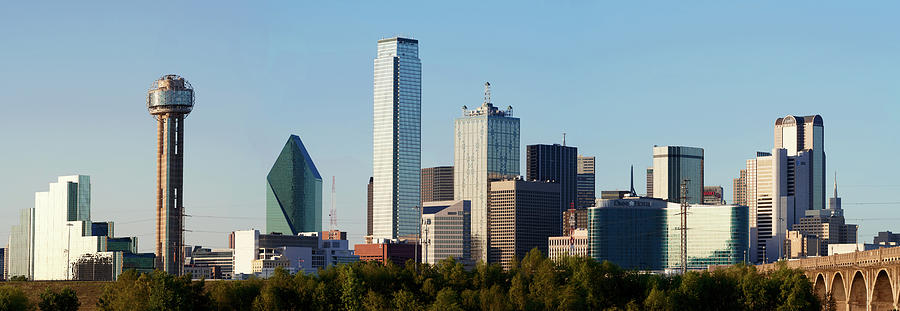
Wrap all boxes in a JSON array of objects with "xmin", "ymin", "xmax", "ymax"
[{"xmin": 266, "ymin": 135, "xmax": 323, "ymax": 235}]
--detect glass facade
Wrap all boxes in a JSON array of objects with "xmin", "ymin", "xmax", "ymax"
[
  {"xmin": 665, "ymin": 204, "xmax": 750, "ymax": 270},
  {"xmin": 454, "ymin": 102, "xmax": 519, "ymax": 262},
  {"xmin": 652, "ymin": 146, "xmax": 704, "ymax": 204},
  {"xmin": 588, "ymin": 198, "xmax": 667, "ymax": 271},
  {"xmin": 266, "ymin": 135, "xmax": 323, "ymax": 235},
  {"xmin": 373, "ymin": 37, "xmax": 421, "ymax": 239}
]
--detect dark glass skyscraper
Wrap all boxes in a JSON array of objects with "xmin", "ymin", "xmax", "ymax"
[
  {"xmin": 526, "ymin": 144, "xmax": 577, "ymax": 233},
  {"xmin": 266, "ymin": 135, "xmax": 323, "ymax": 235}
]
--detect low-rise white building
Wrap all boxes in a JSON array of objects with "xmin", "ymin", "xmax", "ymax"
[{"xmin": 548, "ymin": 229, "xmax": 589, "ymax": 260}]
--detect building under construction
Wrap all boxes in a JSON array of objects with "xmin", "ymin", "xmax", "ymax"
[{"xmin": 148, "ymin": 75, "xmax": 195, "ymax": 275}]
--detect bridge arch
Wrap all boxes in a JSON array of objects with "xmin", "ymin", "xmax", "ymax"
[
  {"xmin": 848, "ymin": 271, "xmax": 867, "ymax": 311},
  {"xmin": 831, "ymin": 272, "xmax": 847, "ymax": 307},
  {"xmin": 870, "ymin": 269, "xmax": 893, "ymax": 311},
  {"xmin": 814, "ymin": 273, "xmax": 826, "ymax": 301}
]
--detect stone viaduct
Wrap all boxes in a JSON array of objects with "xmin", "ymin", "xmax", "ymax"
[{"xmin": 758, "ymin": 246, "xmax": 900, "ymax": 311}]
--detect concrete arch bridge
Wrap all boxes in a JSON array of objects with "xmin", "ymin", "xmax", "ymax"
[{"xmin": 759, "ymin": 247, "xmax": 900, "ymax": 311}]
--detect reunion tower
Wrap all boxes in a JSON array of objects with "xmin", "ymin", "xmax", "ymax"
[{"xmin": 147, "ymin": 74, "xmax": 194, "ymax": 275}]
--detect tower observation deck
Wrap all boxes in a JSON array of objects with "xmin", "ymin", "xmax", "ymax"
[{"xmin": 147, "ymin": 74, "xmax": 194, "ymax": 275}]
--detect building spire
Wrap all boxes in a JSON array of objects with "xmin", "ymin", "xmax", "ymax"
[
  {"xmin": 630, "ymin": 165, "xmax": 637, "ymax": 196},
  {"xmin": 833, "ymin": 171, "xmax": 838, "ymax": 198},
  {"xmin": 483, "ymin": 82, "xmax": 491, "ymax": 105}
]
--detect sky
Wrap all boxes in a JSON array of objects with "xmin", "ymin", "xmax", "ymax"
[{"xmin": 1, "ymin": 1, "xmax": 898, "ymax": 251}]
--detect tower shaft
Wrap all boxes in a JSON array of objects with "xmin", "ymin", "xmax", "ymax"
[{"xmin": 156, "ymin": 114, "xmax": 185, "ymax": 275}]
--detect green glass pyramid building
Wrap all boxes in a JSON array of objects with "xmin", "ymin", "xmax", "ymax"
[{"xmin": 266, "ymin": 135, "xmax": 322, "ymax": 235}]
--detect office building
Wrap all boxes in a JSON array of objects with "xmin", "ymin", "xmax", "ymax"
[
  {"xmin": 646, "ymin": 168, "xmax": 654, "ymax": 197},
  {"xmin": 651, "ymin": 146, "xmax": 704, "ymax": 204},
  {"xmin": 233, "ymin": 229, "xmax": 356, "ymax": 277},
  {"xmin": 786, "ymin": 230, "xmax": 821, "ymax": 259},
  {"xmin": 664, "ymin": 204, "xmax": 749, "ymax": 270},
  {"xmin": 548, "ymin": 229, "xmax": 589, "ymax": 260},
  {"xmin": 562, "ymin": 208, "xmax": 589, "ymax": 235},
  {"xmin": 874, "ymin": 232, "xmax": 900, "ymax": 246},
  {"xmin": 576, "ymin": 156, "xmax": 596, "ymax": 209},
  {"xmin": 421, "ymin": 166, "xmax": 454, "ymax": 203},
  {"xmin": 527, "ymin": 144, "xmax": 578, "ymax": 232},
  {"xmin": 589, "ymin": 197, "xmax": 667, "ymax": 270},
  {"xmin": 373, "ymin": 37, "xmax": 422, "ymax": 240},
  {"xmin": 702, "ymin": 186, "xmax": 725, "ymax": 205},
  {"xmin": 488, "ymin": 179, "xmax": 560, "ymax": 269},
  {"xmin": 790, "ymin": 179, "xmax": 857, "ymax": 256},
  {"xmin": 6, "ymin": 208, "xmax": 33, "ymax": 279},
  {"xmin": 733, "ymin": 169, "xmax": 748, "ymax": 207},
  {"xmin": 355, "ymin": 241, "xmax": 419, "ymax": 265},
  {"xmin": 148, "ymin": 74, "xmax": 194, "ymax": 275},
  {"xmin": 774, "ymin": 115, "xmax": 825, "ymax": 210},
  {"xmin": 421, "ymin": 200, "xmax": 471, "ymax": 265},
  {"xmin": 189, "ymin": 247, "xmax": 234, "ymax": 279},
  {"xmin": 454, "ymin": 83, "xmax": 520, "ymax": 262},
  {"xmin": 600, "ymin": 191, "xmax": 632, "ymax": 200},
  {"xmin": 367, "ymin": 177, "xmax": 373, "ymax": 237},
  {"xmin": 0, "ymin": 248, "xmax": 5, "ymax": 280},
  {"xmin": 267, "ymin": 135, "xmax": 323, "ymax": 235}
]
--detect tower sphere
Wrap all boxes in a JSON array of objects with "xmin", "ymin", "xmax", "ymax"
[{"xmin": 147, "ymin": 74, "xmax": 194, "ymax": 119}]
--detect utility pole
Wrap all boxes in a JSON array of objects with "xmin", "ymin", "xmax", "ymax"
[
  {"xmin": 66, "ymin": 223, "xmax": 73, "ymax": 280},
  {"xmin": 679, "ymin": 179, "xmax": 690, "ymax": 274},
  {"xmin": 330, "ymin": 176, "xmax": 337, "ymax": 232},
  {"xmin": 416, "ymin": 205, "xmax": 421, "ymax": 273}
]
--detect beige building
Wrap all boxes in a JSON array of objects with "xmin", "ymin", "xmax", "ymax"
[
  {"xmin": 252, "ymin": 258, "xmax": 290, "ymax": 274},
  {"xmin": 786, "ymin": 230, "xmax": 821, "ymax": 259},
  {"xmin": 488, "ymin": 179, "xmax": 559, "ymax": 269},
  {"xmin": 548, "ymin": 229, "xmax": 588, "ymax": 260}
]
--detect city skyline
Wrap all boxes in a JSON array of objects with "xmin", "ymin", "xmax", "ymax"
[{"xmin": 1, "ymin": 2, "xmax": 899, "ymax": 251}]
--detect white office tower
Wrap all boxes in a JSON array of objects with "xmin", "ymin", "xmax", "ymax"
[
  {"xmin": 454, "ymin": 82, "xmax": 520, "ymax": 262},
  {"xmin": 372, "ymin": 37, "xmax": 422, "ymax": 240},
  {"xmin": 745, "ymin": 149, "xmax": 810, "ymax": 263},
  {"xmin": 774, "ymin": 115, "xmax": 825, "ymax": 210},
  {"xmin": 31, "ymin": 176, "xmax": 101, "ymax": 280},
  {"xmin": 651, "ymin": 146, "xmax": 704, "ymax": 204}
]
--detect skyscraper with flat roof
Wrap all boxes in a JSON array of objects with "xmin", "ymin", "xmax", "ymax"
[
  {"xmin": 488, "ymin": 179, "xmax": 559, "ymax": 269},
  {"xmin": 373, "ymin": 37, "xmax": 421, "ymax": 240},
  {"xmin": 455, "ymin": 82, "xmax": 520, "ymax": 262},
  {"xmin": 651, "ymin": 146, "xmax": 704, "ymax": 204},
  {"xmin": 421, "ymin": 166, "xmax": 454, "ymax": 203},
  {"xmin": 266, "ymin": 135, "xmax": 323, "ymax": 235},
  {"xmin": 527, "ymin": 143, "xmax": 577, "ymax": 234},
  {"xmin": 576, "ymin": 156, "xmax": 596, "ymax": 209}
]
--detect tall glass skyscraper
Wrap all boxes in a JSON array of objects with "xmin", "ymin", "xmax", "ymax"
[
  {"xmin": 373, "ymin": 37, "xmax": 421, "ymax": 239},
  {"xmin": 454, "ymin": 83, "xmax": 520, "ymax": 262},
  {"xmin": 652, "ymin": 146, "xmax": 704, "ymax": 204},
  {"xmin": 266, "ymin": 135, "xmax": 323, "ymax": 235}
]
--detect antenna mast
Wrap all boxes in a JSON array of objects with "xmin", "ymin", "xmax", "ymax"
[
  {"xmin": 484, "ymin": 82, "xmax": 491, "ymax": 104},
  {"xmin": 330, "ymin": 176, "xmax": 336, "ymax": 231},
  {"xmin": 679, "ymin": 179, "xmax": 691, "ymax": 274}
]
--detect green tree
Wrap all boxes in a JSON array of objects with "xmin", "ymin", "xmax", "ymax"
[
  {"xmin": 97, "ymin": 269, "xmax": 210, "ymax": 311},
  {"xmin": 430, "ymin": 288, "xmax": 462, "ymax": 311},
  {"xmin": 0, "ymin": 285, "xmax": 32, "ymax": 311},
  {"xmin": 206, "ymin": 278, "xmax": 263, "ymax": 311},
  {"xmin": 38, "ymin": 287, "xmax": 79, "ymax": 311},
  {"xmin": 391, "ymin": 289, "xmax": 422, "ymax": 311},
  {"xmin": 341, "ymin": 266, "xmax": 363, "ymax": 311}
]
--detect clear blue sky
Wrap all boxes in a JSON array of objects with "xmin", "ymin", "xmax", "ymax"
[{"xmin": 1, "ymin": 2, "xmax": 898, "ymax": 251}]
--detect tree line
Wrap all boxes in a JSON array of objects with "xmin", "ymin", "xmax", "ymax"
[{"xmin": 1, "ymin": 249, "xmax": 823, "ymax": 310}]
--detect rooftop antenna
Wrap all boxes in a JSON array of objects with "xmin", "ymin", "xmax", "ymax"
[
  {"xmin": 329, "ymin": 176, "xmax": 337, "ymax": 231},
  {"xmin": 833, "ymin": 171, "xmax": 838, "ymax": 199},
  {"xmin": 562, "ymin": 133, "xmax": 567, "ymax": 146},
  {"xmin": 483, "ymin": 82, "xmax": 491, "ymax": 104}
]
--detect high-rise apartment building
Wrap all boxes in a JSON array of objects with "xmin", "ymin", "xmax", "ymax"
[
  {"xmin": 775, "ymin": 115, "xmax": 825, "ymax": 210},
  {"xmin": 421, "ymin": 166, "xmax": 454, "ymax": 203},
  {"xmin": 266, "ymin": 135, "xmax": 323, "ymax": 235},
  {"xmin": 527, "ymin": 143, "xmax": 577, "ymax": 235},
  {"xmin": 148, "ymin": 74, "xmax": 194, "ymax": 275},
  {"xmin": 454, "ymin": 82, "xmax": 520, "ymax": 262},
  {"xmin": 422, "ymin": 200, "xmax": 471, "ymax": 265},
  {"xmin": 733, "ymin": 169, "xmax": 748, "ymax": 207},
  {"xmin": 367, "ymin": 177, "xmax": 373, "ymax": 237},
  {"xmin": 702, "ymin": 186, "xmax": 725, "ymax": 205},
  {"xmin": 651, "ymin": 146, "xmax": 704, "ymax": 204},
  {"xmin": 646, "ymin": 168, "xmax": 654, "ymax": 197},
  {"xmin": 576, "ymin": 156, "xmax": 596, "ymax": 209},
  {"xmin": 488, "ymin": 179, "xmax": 559, "ymax": 269},
  {"xmin": 373, "ymin": 37, "xmax": 421, "ymax": 240}
]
